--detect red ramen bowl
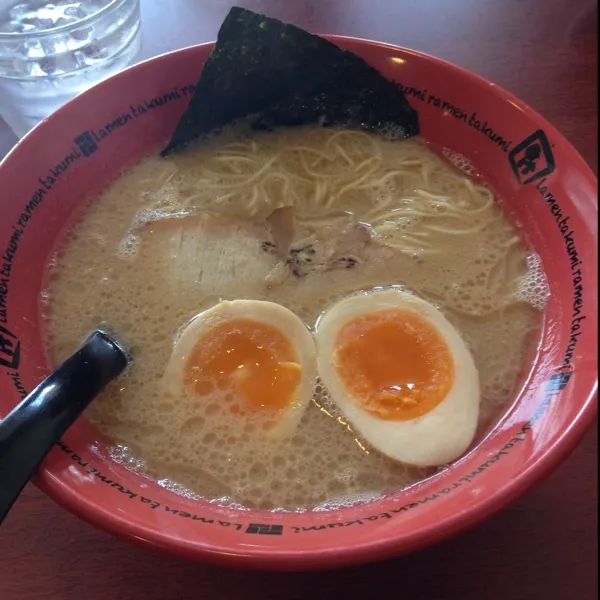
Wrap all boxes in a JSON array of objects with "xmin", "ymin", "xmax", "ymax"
[{"xmin": 0, "ymin": 38, "xmax": 597, "ymax": 571}]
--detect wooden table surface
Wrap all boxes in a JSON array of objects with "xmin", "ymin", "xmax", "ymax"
[{"xmin": 0, "ymin": 1, "xmax": 597, "ymax": 598}]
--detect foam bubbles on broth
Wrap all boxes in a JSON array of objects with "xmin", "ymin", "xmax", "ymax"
[{"xmin": 43, "ymin": 127, "xmax": 547, "ymax": 512}]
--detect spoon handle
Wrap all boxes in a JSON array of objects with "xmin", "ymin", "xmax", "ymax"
[{"xmin": 0, "ymin": 331, "xmax": 128, "ymax": 524}]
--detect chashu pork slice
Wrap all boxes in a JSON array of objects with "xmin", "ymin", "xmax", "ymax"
[
  {"xmin": 135, "ymin": 209, "xmax": 393, "ymax": 305},
  {"xmin": 137, "ymin": 213, "xmax": 279, "ymax": 297}
]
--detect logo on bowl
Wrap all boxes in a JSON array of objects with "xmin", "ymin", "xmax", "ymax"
[
  {"xmin": 0, "ymin": 325, "xmax": 20, "ymax": 370},
  {"xmin": 545, "ymin": 368, "xmax": 573, "ymax": 392},
  {"xmin": 245, "ymin": 523, "xmax": 284, "ymax": 535},
  {"xmin": 74, "ymin": 132, "xmax": 99, "ymax": 157},
  {"xmin": 508, "ymin": 129, "xmax": 555, "ymax": 185}
]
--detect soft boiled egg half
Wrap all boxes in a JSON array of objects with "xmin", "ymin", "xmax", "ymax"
[
  {"xmin": 315, "ymin": 289, "xmax": 480, "ymax": 467},
  {"xmin": 162, "ymin": 299, "xmax": 317, "ymax": 438}
]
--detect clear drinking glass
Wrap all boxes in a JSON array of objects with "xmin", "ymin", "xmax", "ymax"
[{"xmin": 0, "ymin": 0, "xmax": 141, "ymax": 138}]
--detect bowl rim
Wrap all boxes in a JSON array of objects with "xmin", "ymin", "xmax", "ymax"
[{"xmin": 4, "ymin": 34, "xmax": 596, "ymax": 571}]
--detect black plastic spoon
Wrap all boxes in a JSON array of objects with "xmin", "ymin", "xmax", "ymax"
[{"xmin": 0, "ymin": 330, "xmax": 129, "ymax": 524}]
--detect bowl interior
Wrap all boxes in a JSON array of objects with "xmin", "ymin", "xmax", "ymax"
[{"xmin": 0, "ymin": 38, "xmax": 597, "ymax": 570}]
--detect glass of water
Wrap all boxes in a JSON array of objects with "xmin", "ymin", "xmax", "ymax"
[{"xmin": 0, "ymin": 0, "xmax": 141, "ymax": 138}]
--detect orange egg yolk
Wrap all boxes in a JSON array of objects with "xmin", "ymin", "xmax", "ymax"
[
  {"xmin": 333, "ymin": 308, "xmax": 454, "ymax": 421},
  {"xmin": 184, "ymin": 318, "xmax": 302, "ymax": 411}
]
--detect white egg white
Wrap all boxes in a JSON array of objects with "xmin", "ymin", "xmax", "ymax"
[
  {"xmin": 315, "ymin": 289, "xmax": 480, "ymax": 467},
  {"xmin": 162, "ymin": 299, "xmax": 317, "ymax": 438}
]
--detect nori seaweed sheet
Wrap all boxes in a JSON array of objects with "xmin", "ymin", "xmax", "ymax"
[{"xmin": 162, "ymin": 6, "xmax": 419, "ymax": 155}]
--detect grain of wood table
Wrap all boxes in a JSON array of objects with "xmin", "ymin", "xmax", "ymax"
[{"xmin": 0, "ymin": 1, "xmax": 597, "ymax": 598}]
